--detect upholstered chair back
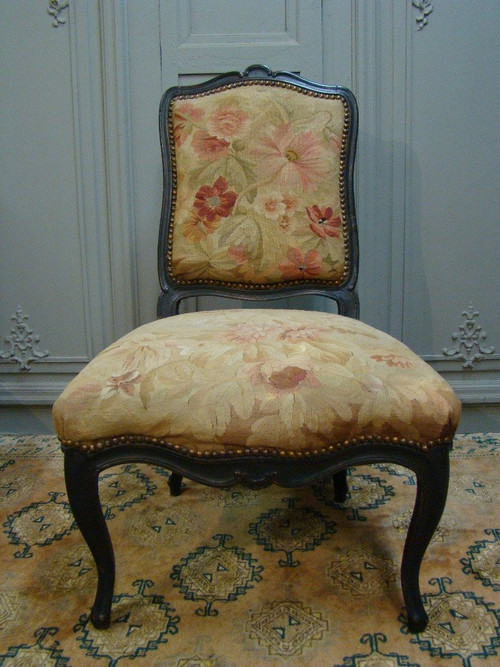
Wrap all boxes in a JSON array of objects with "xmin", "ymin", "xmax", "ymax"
[{"xmin": 158, "ymin": 72, "xmax": 358, "ymax": 297}]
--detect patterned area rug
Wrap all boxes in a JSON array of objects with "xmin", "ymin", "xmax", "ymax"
[{"xmin": 0, "ymin": 434, "xmax": 499, "ymax": 666}]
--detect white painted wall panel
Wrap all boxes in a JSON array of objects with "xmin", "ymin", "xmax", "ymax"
[
  {"xmin": 0, "ymin": 2, "xmax": 115, "ymax": 405},
  {"xmin": 0, "ymin": 5, "xmax": 88, "ymax": 359},
  {"xmin": 161, "ymin": 0, "xmax": 323, "ymax": 82},
  {"xmin": 1, "ymin": 0, "xmax": 498, "ymax": 431},
  {"xmin": 403, "ymin": 3, "xmax": 500, "ymax": 362}
]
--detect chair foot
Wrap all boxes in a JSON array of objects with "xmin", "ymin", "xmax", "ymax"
[
  {"xmin": 91, "ymin": 608, "xmax": 111, "ymax": 630},
  {"xmin": 168, "ymin": 472, "xmax": 183, "ymax": 496},
  {"xmin": 333, "ymin": 469, "xmax": 348, "ymax": 502},
  {"xmin": 407, "ymin": 609, "xmax": 428, "ymax": 634}
]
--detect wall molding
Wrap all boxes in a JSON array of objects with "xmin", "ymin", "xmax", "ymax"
[
  {"xmin": 0, "ymin": 307, "xmax": 49, "ymax": 371},
  {"xmin": 424, "ymin": 355, "xmax": 500, "ymax": 368},
  {"xmin": 48, "ymin": 0, "xmax": 69, "ymax": 28},
  {"xmin": 0, "ymin": 379, "xmax": 73, "ymax": 406},
  {"xmin": 67, "ymin": 3, "xmax": 113, "ymax": 357},
  {"xmin": 349, "ymin": 1, "xmax": 409, "ymax": 336},
  {"xmin": 0, "ymin": 358, "xmax": 89, "ymax": 373},
  {"xmin": 178, "ymin": 0, "xmax": 301, "ymax": 47},
  {"xmin": 446, "ymin": 379, "xmax": 500, "ymax": 405},
  {"xmin": 67, "ymin": 2, "xmax": 138, "ymax": 348},
  {"xmin": 442, "ymin": 303, "xmax": 496, "ymax": 369},
  {"xmin": 412, "ymin": 0, "xmax": 434, "ymax": 31},
  {"xmin": 99, "ymin": 2, "xmax": 139, "ymax": 337},
  {"xmin": 161, "ymin": 0, "xmax": 324, "ymax": 80}
]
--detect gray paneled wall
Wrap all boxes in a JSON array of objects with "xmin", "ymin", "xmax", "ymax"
[{"xmin": 1, "ymin": 1, "xmax": 498, "ymax": 433}]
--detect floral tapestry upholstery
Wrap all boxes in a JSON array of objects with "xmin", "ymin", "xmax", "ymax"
[
  {"xmin": 53, "ymin": 310, "xmax": 461, "ymax": 453},
  {"xmin": 165, "ymin": 83, "xmax": 350, "ymax": 287}
]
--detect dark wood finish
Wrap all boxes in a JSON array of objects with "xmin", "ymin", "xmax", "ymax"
[
  {"xmin": 63, "ymin": 441, "xmax": 450, "ymax": 632},
  {"xmin": 62, "ymin": 66, "xmax": 453, "ymax": 635},
  {"xmin": 167, "ymin": 471, "xmax": 183, "ymax": 497},
  {"xmin": 166, "ymin": 469, "xmax": 348, "ymax": 501},
  {"xmin": 157, "ymin": 64, "xmax": 359, "ymax": 318}
]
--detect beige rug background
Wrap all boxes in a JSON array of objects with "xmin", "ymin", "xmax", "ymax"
[{"xmin": 0, "ymin": 433, "xmax": 499, "ymax": 666}]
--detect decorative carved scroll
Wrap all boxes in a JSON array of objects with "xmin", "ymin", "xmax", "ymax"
[
  {"xmin": 412, "ymin": 0, "xmax": 434, "ymax": 31},
  {"xmin": 442, "ymin": 303, "xmax": 495, "ymax": 369},
  {"xmin": 0, "ymin": 307, "xmax": 49, "ymax": 371},
  {"xmin": 48, "ymin": 0, "xmax": 69, "ymax": 28}
]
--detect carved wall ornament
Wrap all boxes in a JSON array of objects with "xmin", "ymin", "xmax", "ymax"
[
  {"xmin": 48, "ymin": 0, "xmax": 69, "ymax": 28},
  {"xmin": 0, "ymin": 307, "xmax": 50, "ymax": 371},
  {"xmin": 442, "ymin": 303, "xmax": 496, "ymax": 369},
  {"xmin": 412, "ymin": 0, "xmax": 434, "ymax": 31}
]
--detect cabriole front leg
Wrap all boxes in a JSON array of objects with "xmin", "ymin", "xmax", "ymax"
[
  {"xmin": 64, "ymin": 449, "xmax": 115, "ymax": 629},
  {"xmin": 401, "ymin": 446, "xmax": 450, "ymax": 633}
]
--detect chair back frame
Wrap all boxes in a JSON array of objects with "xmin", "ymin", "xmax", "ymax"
[{"xmin": 157, "ymin": 65, "xmax": 359, "ymax": 318}]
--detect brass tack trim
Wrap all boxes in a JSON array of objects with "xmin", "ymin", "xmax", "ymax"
[
  {"xmin": 59, "ymin": 433, "xmax": 453, "ymax": 457},
  {"xmin": 165, "ymin": 79, "xmax": 353, "ymax": 290}
]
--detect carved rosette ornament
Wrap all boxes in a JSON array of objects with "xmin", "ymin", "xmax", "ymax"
[
  {"xmin": 442, "ymin": 303, "xmax": 495, "ymax": 369},
  {"xmin": 48, "ymin": 0, "xmax": 69, "ymax": 28},
  {"xmin": 412, "ymin": 0, "xmax": 434, "ymax": 31},
  {"xmin": 0, "ymin": 307, "xmax": 50, "ymax": 371}
]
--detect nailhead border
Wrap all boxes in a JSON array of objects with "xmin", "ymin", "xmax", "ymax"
[
  {"xmin": 59, "ymin": 433, "xmax": 453, "ymax": 457},
  {"xmin": 165, "ymin": 79, "xmax": 353, "ymax": 290}
]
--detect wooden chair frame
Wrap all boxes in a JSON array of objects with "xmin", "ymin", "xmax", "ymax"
[{"xmin": 62, "ymin": 65, "xmax": 452, "ymax": 634}]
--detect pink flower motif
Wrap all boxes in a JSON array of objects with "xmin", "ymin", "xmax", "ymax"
[
  {"xmin": 279, "ymin": 247, "xmax": 322, "ymax": 280},
  {"xmin": 253, "ymin": 190, "xmax": 286, "ymax": 220},
  {"xmin": 228, "ymin": 244, "xmax": 249, "ymax": 265},
  {"xmin": 268, "ymin": 365, "xmax": 307, "ymax": 390},
  {"xmin": 182, "ymin": 211, "xmax": 220, "ymax": 241},
  {"xmin": 250, "ymin": 357, "xmax": 321, "ymax": 395},
  {"xmin": 192, "ymin": 130, "xmax": 230, "ymax": 161},
  {"xmin": 252, "ymin": 124, "xmax": 330, "ymax": 192},
  {"xmin": 306, "ymin": 205, "xmax": 342, "ymax": 239},
  {"xmin": 282, "ymin": 193, "xmax": 299, "ymax": 214},
  {"xmin": 194, "ymin": 176, "xmax": 238, "ymax": 222},
  {"xmin": 208, "ymin": 105, "xmax": 249, "ymax": 138},
  {"xmin": 223, "ymin": 323, "xmax": 279, "ymax": 343},
  {"xmin": 173, "ymin": 102, "xmax": 205, "ymax": 146},
  {"xmin": 371, "ymin": 354, "xmax": 413, "ymax": 368},
  {"xmin": 279, "ymin": 324, "xmax": 328, "ymax": 341},
  {"xmin": 101, "ymin": 370, "xmax": 141, "ymax": 398}
]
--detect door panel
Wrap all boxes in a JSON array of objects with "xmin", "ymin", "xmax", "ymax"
[
  {"xmin": 401, "ymin": 1, "xmax": 500, "ymax": 402},
  {"xmin": 0, "ymin": 1, "xmax": 113, "ymax": 406},
  {"xmin": 130, "ymin": 0, "xmax": 326, "ymax": 316}
]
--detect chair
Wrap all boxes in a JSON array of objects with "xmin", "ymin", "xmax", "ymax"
[{"xmin": 53, "ymin": 65, "xmax": 461, "ymax": 633}]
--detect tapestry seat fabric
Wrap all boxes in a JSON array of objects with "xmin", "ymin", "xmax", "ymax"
[{"xmin": 53, "ymin": 309, "xmax": 460, "ymax": 452}]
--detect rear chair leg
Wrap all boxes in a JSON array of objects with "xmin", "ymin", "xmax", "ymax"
[
  {"xmin": 64, "ymin": 449, "xmax": 115, "ymax": 629},
  {"xmin": 333, "ymin": 469, "xmax": 348, "ymax": 502},
  {"xmin": 168, "ymin": 472, "xmax": 183, "ymax": 496}
]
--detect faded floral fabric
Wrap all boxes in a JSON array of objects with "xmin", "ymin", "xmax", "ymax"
[
  {"xmin": 53, "ymin": 310, "xmax": 461, "ymax": 450},
  {"xmin": 167, "ymin": 84, "xmax": 349, "ymax": 286}
]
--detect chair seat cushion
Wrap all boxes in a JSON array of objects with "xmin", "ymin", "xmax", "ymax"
[{"xmin": 53, "ymin": 309, "xmax": 461, "ymax": 454}]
